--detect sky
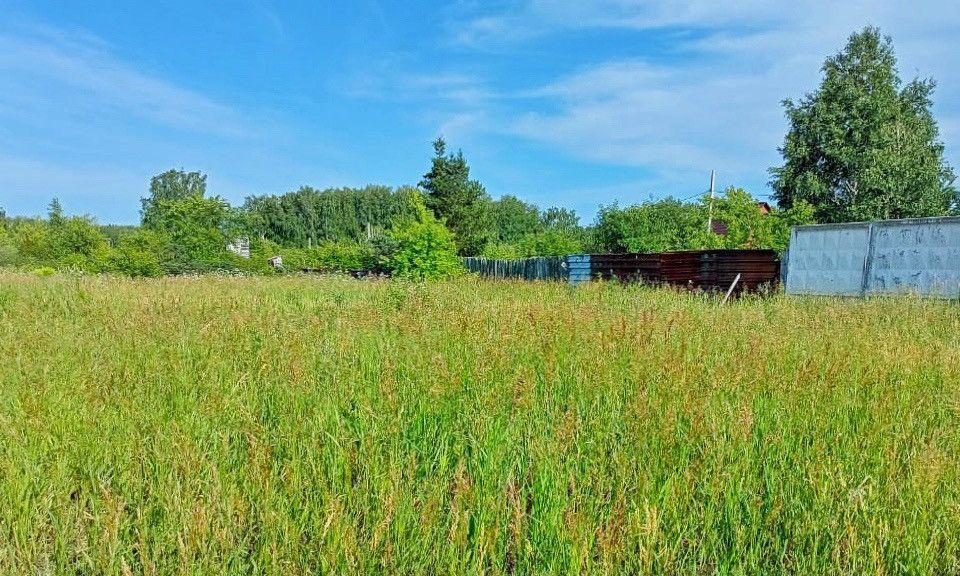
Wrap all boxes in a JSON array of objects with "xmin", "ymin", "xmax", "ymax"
[{"xmin": 1, "ymin": 1, "xmax": 958, "ymax": 224}]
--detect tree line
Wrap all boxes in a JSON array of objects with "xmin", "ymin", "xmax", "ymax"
[{"xmin": 0, "ymin": 26, "xmax": 955, "ymax": 278}]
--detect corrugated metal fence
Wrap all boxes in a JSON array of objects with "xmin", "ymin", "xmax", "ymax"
[
  {"xmin": 591, "ymin": 250, "xmax": 780, "ymax": 292},
  {"xmin": 465, "ymin": 250, "xmax": 781, "ymax": 292},
  {"xmin": 784, "ymin": 216, "xmax": 960, "ymax": 298}
]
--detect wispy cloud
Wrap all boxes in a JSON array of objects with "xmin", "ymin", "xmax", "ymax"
[
  {"xmin": 0, "ymin": 36, "xmax": 243, "ymax": 136},
  {"xmin": 0, "ymin": 25, "xmax": 246, "ymax": 137},
  {"xmin": 449, "ymin": 0, "xmax": 785, "ymax": 47},
  {"xmin": 449, "ymin": 0, "xmax": 960, "ymax": 197},
  {"xmin": 0, "ymin": 21, "xmax": 285, "ymax": 221}
]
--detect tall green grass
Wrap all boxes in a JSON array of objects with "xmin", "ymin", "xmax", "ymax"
[{"xmin": 0, "ymin": 272, "xmax": 958, "ymax": 574}]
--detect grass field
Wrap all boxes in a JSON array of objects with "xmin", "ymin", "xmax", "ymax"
[{"xmin": 1, "ymin": 272, "xmax": 959, "ymax": 574}]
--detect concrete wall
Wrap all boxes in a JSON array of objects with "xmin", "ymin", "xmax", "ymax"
[
  {"xmin": 785, "ymin": 216, "xmax": 960, "ymax": 298},
  {"xmin": 785, "ymin": 223, "xmax": 871, "ymax": 296}
]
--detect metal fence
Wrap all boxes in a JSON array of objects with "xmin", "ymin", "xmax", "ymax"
[
  {"xmin": 590, "ymin": 250, "xmax": 780, "ymax": 292},
  {"xmin": 462, "ymin": 256, "xmax": 568, "ymax": 281},
  {"xmin": 784, "ymin": 216, "xmax": 960, "ymax": 298},
  {"xmin": 465, "ymin": 250, "xmax": 781, "ymax": 292}
]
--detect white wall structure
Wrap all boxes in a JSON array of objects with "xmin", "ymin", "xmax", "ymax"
[
  {"xmin": 227, "ymin": 238, "xmax": 250, "ymax": 258},
  {"xmin": 785, "ymin": 223, "xmax": 872, "ymax": 296},
  {"xmin": 785, "ymin": 217, "xmax": 960, "ymax": 298}
]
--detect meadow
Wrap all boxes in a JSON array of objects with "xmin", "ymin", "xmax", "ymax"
[{"xmin": 0, "ymin": 271, "xmax": 958, "ymax": 574}]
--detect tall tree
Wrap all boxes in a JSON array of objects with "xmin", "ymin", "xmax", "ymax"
[
  {"xmin": 418, "ymin": 138, "xmax": 492, "ymax": 256},
  {"xmin": 593, "ymin": 199, "xmax": 706, "ymax": 253},
  {"xmin": 491, "ymin": 195, "xmax": 541, "ymax": 243},
  {"xmin": 541, "ymin": 207, "xmax": 580, "ymax": 231},
  {"xmin": 47, "ymin": 198, "xmax": 64, "ymax": 226},
  {"xmin": 771, "ymin": 27, "xmax": 957, "ymax": 222},
  {"xmin": 242, "ymin": 185, "xmax": 419, "ymax": 247},
  {"xmin": 141, "ymin": 169, "xmax": 207, "ymax": 228},
  {"xmin": 140, "ymin": 170, "xmax": 232, "ymax": 271}
]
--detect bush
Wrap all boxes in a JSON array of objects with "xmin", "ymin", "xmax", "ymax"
[
  {"xmin": 312, "ymin": 241, "xmax": 373, "ymax": 270},
  {"xmin": 48, "ymin": 216, "xmax": 109, "ymax": 261},
  {"xmin": 0, "ymin": 226, "xmax": 18, "ymax": 267},
  {"xmin": 480, "ymin": 242, "xmax": 523, "ymax": 260},
  {"xmin": 32, "ymin": 266, "xmax": 56, "ymax": 277},
  {"xmin": 0, "ymin": 244, "xmax": 17, "ymax": 267},
  {"xmin": 480, "ymin": 229, "xmax": 584, "ymax": 259},
  {"xmin": 12, "ymin": 220, "xmax": 52, "ymax": 261},
  {"xmin": 389, "ymin": 198, "xmax": 463, "ymax": 280},
  {"xmin": 108, "ymin": 229, "xmax": 170, "ymax": 277},
  {"xmin": 516, "ymin": 229, "xmax": 584, "ymax": 257},
  {"xmin": 366, "ymin": 232, "xmax": 400, "ymax": 273}
]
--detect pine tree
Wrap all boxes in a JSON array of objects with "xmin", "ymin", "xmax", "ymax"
[
  {"xmin": 47, "ymin": 198, "xmax": 64, "ymax": 226},
  {"xmin": 419, "ymin": 138, "xmax": 492, "ymax": 256}
]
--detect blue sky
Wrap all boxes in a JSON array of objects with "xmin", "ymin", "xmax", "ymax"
[{"xmin": 1, "ymin": 0, "xmax": 958, "ymax": 224}]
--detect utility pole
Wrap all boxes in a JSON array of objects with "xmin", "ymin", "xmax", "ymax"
[{"xmin": 706, "ymin": 170, "xmax": 716, "ymax": 234}]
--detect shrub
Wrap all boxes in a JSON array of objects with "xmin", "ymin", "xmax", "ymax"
[
  {"xmin": 366, "ymin": 232, "xmax": 400, "ymax": 273},
  {"xmin": 481, "ymin": 242, "xmax": 523, "ymax": 260},
  {"xmin": 389, "ymin": 198, "xmax": 463, "ymax": 280},
  {"xmin": 0, "ymin": 244, "xmax": 17, "ymax": 267},
  {"xmin": 48, "ymin": 216, "xmax": 109, "ymax": 261},
  {"xmin": 12, "ymin": 220, "xmax": 52, "ymax": 261},
  {"xmin": 108, "ymin": 229, "xmax": 170, "ymax": 277},
  {"xmin": 516, "ymin": 229, "xmax": 584, "ymax": 257}
]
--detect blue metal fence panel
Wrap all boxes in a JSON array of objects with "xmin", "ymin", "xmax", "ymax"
[
  {"xmin": 463, "ymin": 256, "xmax": 569, "ymax": 281},
  {"xmin": 567, "ymin": 254, "xmax": 591, "ymax": 285}
]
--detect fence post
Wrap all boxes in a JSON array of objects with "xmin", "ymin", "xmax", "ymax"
[{"xmin": 861, "ymin": 223, "xmax": 877, "ymax": 297}]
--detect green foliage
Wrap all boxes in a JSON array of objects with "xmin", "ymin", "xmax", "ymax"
[
  {"xmin": 0, "ymin": 224, "xmax": 15, "ymax": 267},
  {"xmin": 0, "ymin": 245, "xmax": 16, "ymax": 267},
  {"xmin": 484, "ymin": 200, "xmax": 587, "ymax": 258},
  {"xmin": 47, "ymin": 198, "xmax": 64, "ymax": 227},
  {"xmin": 5, "ymin": 212, "xmax": 113, "ymax": 272},
  {"xmin": 297, "ymin": 242, "xmax": 373, "ymax": 271},
  {"xmin": 244, "ymin": 185, "xmax": 420, "ymax": 247},
  {"xmin": 144, "ymin": 193, "xmax": 232, "ymax": 272},
  {"xmin": 11, "ymin": 220, "xmax": 51, "ymax": 261},
  {"xmin": 480, "ymin": 242, "xmax": 523, "ymax": 260},
  {"xmin": 593, "ymin": 191, "xmax": 813, "ymax": 254},
  {"xmin": 771, "ymin": 27, "xmax": 958, "ymax": 222},
  {"xmin": 541, "ymin": 206, "xmax": 580, "ymax": 231},
  {"xmin": 491, "ymin": 195, "xmax": 542, "ymax": 243},
  {"xmin": 99, "ymin": 225, "xmax": 140, "ymax": 246},
  {"xmin": 138, "ymin": 170, "xmax": 234, "ymax": 273},
  {"xmin": 141, "ymin": 169, "xmax": 207, "ymax": 228},
  {"xmin": 247, "ymin": 238, "xmax": 375, "ymax": 274},
  {"xmin": 365, "ymin": 232, "xmax": 400, "ymax": 273},
  {"xmin": 419, "ymin": 138, "xmax": 492, "ymax": 256},
  {"xmin": 48, "ymin": 216, "xmax": 109, "ymax": 261},
  {"xmin": 389, "ymin": 196, "xmax": 463, "ymax": 280},
  {"xmin": 594, "ymin": 198, "xmax": 707, "ymax": 253},
  {"xmin": 517, "ymin": 229, "xmax": 585, "ymax": 257},
  {"xmin": 108, "ymin": 229, "xmax": 169, "ymax": 277}
]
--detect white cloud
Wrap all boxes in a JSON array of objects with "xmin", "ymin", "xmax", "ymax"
[
  {"xmin": 0, "ymin": 25, "xmax": 246, "ymax": 137},
  {"xmin": 0, "ymin": 22, "xmax": 303, "ymax": 221},
  {"xmin": 454, "ymin": 0, "xmax": 960, "ymax": 195}
]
